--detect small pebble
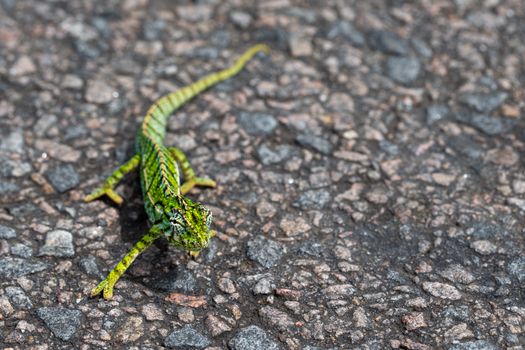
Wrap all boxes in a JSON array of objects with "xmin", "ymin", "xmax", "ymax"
[
  {"xmin": 85, "ymin": 80, "xmax": 115, "ymax": 104},
  {"xmin": 259, "ymin": 305, "xmax": 294, "ymax": 331},
  {"xmin": 0, "ymin": 257, "xmax": 48, "ymax": 278},
  {"xmin": 217, "ymin": 277, "xmax": 236, "ymax": 294},
  {"xmin": 165, "ymin": 325, "xmax": 210, "ymax": 349},
  {"xmin": 422, "ymin": 282, "xmax": 462, "ymax": 300},
  {"xmin": 78, "ymin": 255, "xmax": 103, "ymax": 278},
  {"xmin": 439, "ymin": 265, "xmax": 475, "ymax": 284},
  {"xmin": 289, "ymin": 33, "xmax": 313, "ymax": 57},
  {"xmin": 36, "ymin": 307, "xmax": 82, "ymax": 341},
  {"xmin": 228, "ymin": 325, "xmax": 280, "ymax": 350},
  {"xmin": 367, "ymin": 30, "xmax": 409, "ymax": 56},
  {"xmin": 0, "ymin": 129, "xmax": 24, "ymax": 153},
  {"xmin": 401, "ymin": 312, "xmax": 427, "ymax": 330},
  {"xmin": 237, "ymin": 112, "xmax": 278, "ymax": 136},
  {"xmin": 507, "ymin": 257, "xmax": 525, "ymax": 282},
  {"xmin": 455, "ymin": 113, "xmax": 511, "ymax": 136},
  {"xmin": 385, "ymin": 57, "xmax": 421, "ymax": 85},
  {"xmin": 458, "ymin": 92, "xmax": 507, "ymax": 113},
  {"xmin": 230, "ymin": 11, "xmax": 252, "ymax": 29},
  {"xmin": 10, "ymin": 244, "xmax": 33, "ymax": 258},
  {"xmin": 470, "ymin": 240, "xmax": 498, "ymax": 255},
  {"xmin": 426, "ymin": 105, "xmax": 449, "ymax": 125},
  {"xmin": 38, "ymin": 230, "xmax": 75, "ymax": 257},
  {"xmin": 115, "ymin": 316, "xmax": 144, "ymax": 343},
  {"xmin": 45, "ymin": 164, "xmax": 80, "ymax": 193},
  {"xmin": 0, "ymin": 224, "xmax": 16, "ymax": 239},
  {"xmin": 206, "ymin": 314, "xmax": 232, "ymax": 337},
  {"xmin": 448, "ymin": 340, "xmax": 498, "ymax": 350},
  {"xmin": 293, "ymin": 189, "xmax": 331, "ymax": 210},
  {"xmin": 9, "ymin": 56, "xmax": 36, "ymax": 76},
  {"xmin": 150, "ymin": 268, "xmax": 197, "ymax": 292},
  {"xmin": 256, "ymin": 143, "xmax": 295, "ymax": 165},
  {"xmin": 5, "ymin": 286, "xmax": 33, "ymax": 310},
  {"xmin": 327, "ymin": 21, "xmax": 364, "ymax": 46},
  {"xmin": 296, "ymin": 134, "xmax": 333, "ymax": 155},
  {"xmin": 246, "ymin": 236, "xmax": 285, "ymax": 268},
  {"xmin": 252, "ymin": 277, "xmax": 274, "ymax": 295},
  {"xmin": 142, "ymin": 303, "xmax": 164, "ymax": 321}
]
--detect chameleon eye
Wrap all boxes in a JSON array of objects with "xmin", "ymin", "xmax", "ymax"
[
  {"xmin": 205, "ymin": 210, "xmax": 213, "ymax": 227},
  {"xmin": 171, "ymin": 211, "xmax": 184, "ymax": 225}
]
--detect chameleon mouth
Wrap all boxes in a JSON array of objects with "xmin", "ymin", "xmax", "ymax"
[{"xmin": 187, "ymin": 239, "xmax": 209, "ymax": 251}]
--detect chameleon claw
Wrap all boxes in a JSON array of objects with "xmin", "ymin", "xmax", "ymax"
[
  {"xmin": 103, "ymin": 284, "xmax": 114, "ymax": 300},
  {"xmin": 105, "ymin": 189, "xmax": 124, "ymax": 205},
  {"xmin": 84, "ymin": 188, "xmax": 123, "ymax": 205},
  {"xmin": 91, "ymin": 277, "xmax": 115, "ymax": 300},
  {"xmin": 90, "ymin": 279, "xmax": 107, "ymax": 297}
]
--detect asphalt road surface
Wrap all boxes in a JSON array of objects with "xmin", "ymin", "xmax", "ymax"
[{"xmin": 0, "ymin": 1, "xmax": 524, "ymax": 349}]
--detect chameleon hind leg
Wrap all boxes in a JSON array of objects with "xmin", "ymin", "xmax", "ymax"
[
  {"xmin": 168, "ymin": 147, "xmax": 216, "ymax": 195},
  {"xmin": 84, "ymin": 154, "xmax": 141, "ymax": 205},
  {"xmin": 91, "ymin": 227, "xmax": 161, "ymax": 299}
]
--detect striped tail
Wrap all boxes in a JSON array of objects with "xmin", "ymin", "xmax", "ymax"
[{"xmin": 141, "ymin": 44, "xmax": 270, "ymax": 142}]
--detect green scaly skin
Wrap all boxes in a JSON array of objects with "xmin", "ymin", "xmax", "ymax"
[{"xmin": 85, "ymin": 44, "xmax": 269, "ymax": 299}]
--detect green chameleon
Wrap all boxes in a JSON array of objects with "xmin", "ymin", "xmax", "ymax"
[{"xmin": 85, "ymin": 44, "xmax": 269, "ymax": 299}]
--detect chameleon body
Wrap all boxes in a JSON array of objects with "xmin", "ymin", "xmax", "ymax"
[{"xmin": 85, "ymin": 44, "xmax": 269, "ymax": 299}]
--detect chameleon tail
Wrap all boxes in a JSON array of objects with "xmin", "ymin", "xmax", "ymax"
[
  {"xmin": 141, "ymin": 44, "xmax": 270, "ymax": 142},
  {"xmin": 186, "ymin": 43, "xmax": 270, "ymax": 96},
  {"xmin": 168, "ymin": 44, "xmax": 269, "ymax": 110}
]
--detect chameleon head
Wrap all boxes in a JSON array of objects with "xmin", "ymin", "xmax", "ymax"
[{"xmin": 164, "ymin": 196, "xmax": 213, "ymax": 252}]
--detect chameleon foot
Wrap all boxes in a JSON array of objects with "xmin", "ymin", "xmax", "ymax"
[
  {"xmin": 84, "ymin": 187, "xmax": 124, "ymax": 205},
  {"xmin": 90, "ymin": 277, "xmax": 115, "ymax": 300},
  {"xmin": 180, "ymin": 177, "xmax": 216, "ymax": 195},
  {"xmin": 90, "ymin": 228, "xmax": 161, "ymax": 300}
]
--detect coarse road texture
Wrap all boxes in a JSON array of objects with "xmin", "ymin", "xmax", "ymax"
[{"xmin": 0, "ymin": 1, "xmax": 524, "ymax": 349}]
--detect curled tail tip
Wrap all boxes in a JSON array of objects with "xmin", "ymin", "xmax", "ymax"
[
  {"xmin": 245, "ymin": 44, "xmax": 270, "ymax": 56},
  {"xmin": 254, "ymin": 43, "xmax": 270, "ymax": 54}
]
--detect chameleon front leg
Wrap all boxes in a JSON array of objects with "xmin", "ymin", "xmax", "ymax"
[
  {"xmin": 91, "ymin": 226, "xmax": 162, "ymax": 299},
  {"xmin": 84, "ymin": 154, "xmax": 141, "ymax": 205},
  {"xmin": 168, "ymin": 147, "xmax": 216, "ymax": 195}
]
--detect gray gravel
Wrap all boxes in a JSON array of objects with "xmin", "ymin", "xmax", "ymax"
[
  {"xmin": 36, "ymin": 307, "xmax": 82, "ymax": 341},
  {"xmin": 45, "ymin": 164, "xmax": 80, "ymax": 193},
  {"xmin": 293, "ymin": 189, "xmax": 331, "ymax": 210},
  {"xmin": 5, "ymin": 286, "xmax": 33, "ymax": 310},
  {"xmin": 237, "ymin": 111, "xmax": 278, "ymax": 136},
  {"xmin": 246, "ymin": 236, "xmax": 285, "ymax": 268},
  {"xmin": 458, "ymin": 92, "xmax": 508, "ymax": 113},
  {"xmin": 327, "ymin": 21, "xmax": 365, "ymax": 46},
  {"xmin": 164, "ymin": 325, "xmax": 210, "ymax": 349},
  {"xmin": 38, "ymin": 230, "xmax": 75, "ymax": 257},
  {"xmin": 149, "ymin": 267, "xmax": 197, "ymax": 292},
  {"xmin": 295, "ymin": 133, "xmax": 334, "ymax": 155},
  {"xmin": 367, "ymin": 30, "xmax": 410, "ymax": 56},
  {"xmin": 0, "ymin": 224, "xmax": 16, "ymax": 239},
  {"xmin": 426, "ymin": 104, "xmax": 449, "ymax": 125},
  {"xmin": 0, "ymin": 257, "xmax": 48, "ymax": 278},
  {"xmin": 448, "ymin": 340, "xmax": 498, "ymax": 350},
  {"xmin": 0, "ymin": 129, "xmax": 25, "ymax": 154},
  {"xmin": 78, "ymin": 255, "xmax": 103, "ymax": 278},
  {"xmin": 455, "ymin": 113, "xmax": 513, "ymax": 136},
  {"xmin": 507, "ymin": 257, "xmax": 525, "ymax": 283},
  {"xmin": 256, "ymin": 143, "xmax": 296, "ymax": 165},
  {"xmin": 385, "ymin": 56, "xmax": 421, "ymax": 85},
  {"xmin": 229, "ymin": 325, "xmax": 280, "ymax": 350}
]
